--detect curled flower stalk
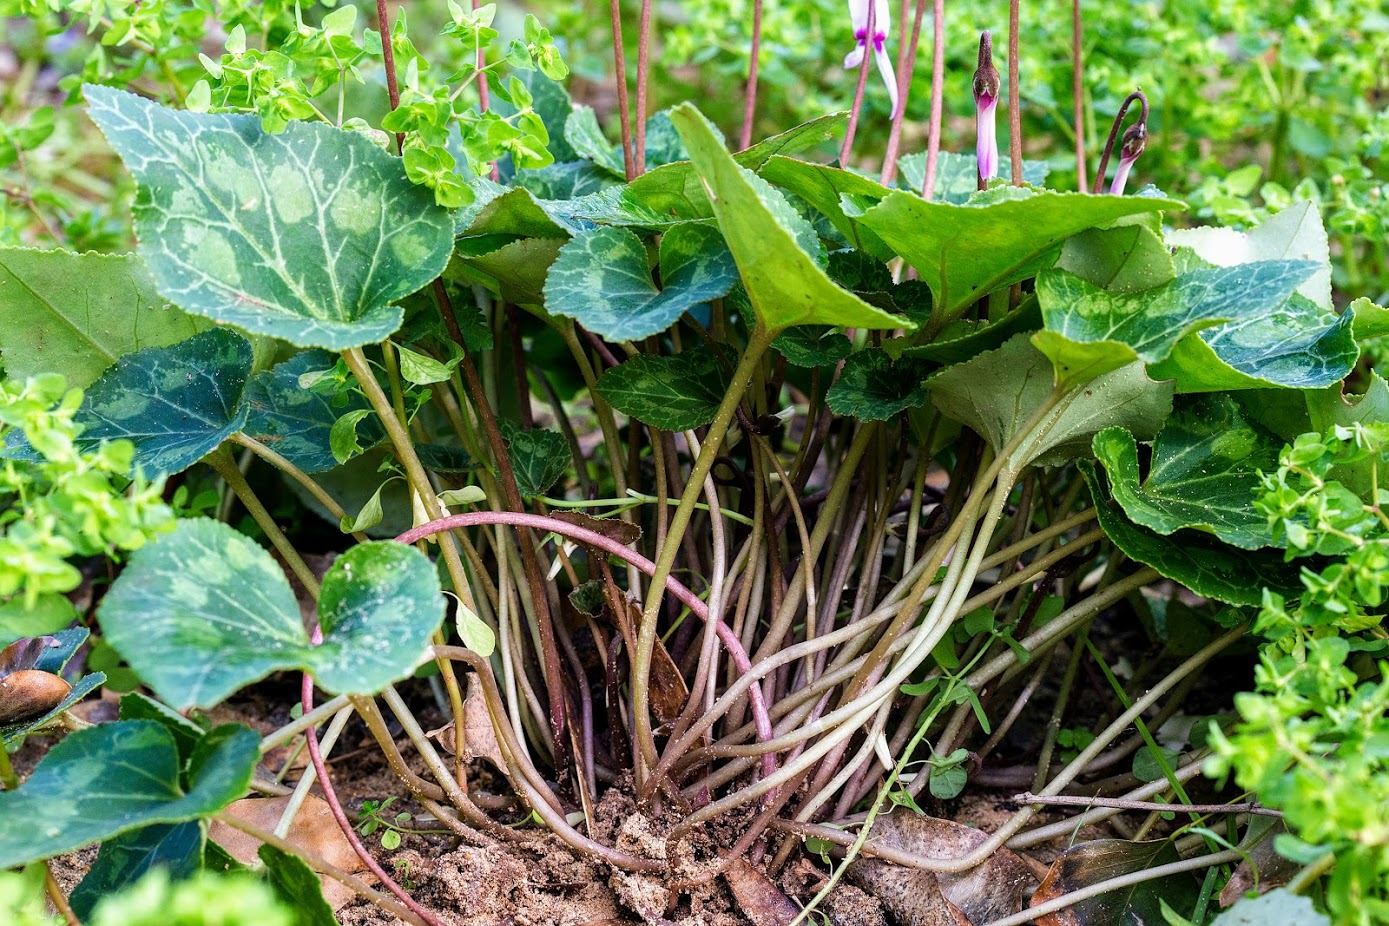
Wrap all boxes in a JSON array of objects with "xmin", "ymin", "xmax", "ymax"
[
  {"xmin": 973, "ymin": 31, "xmax": 1001, "ymax": 185},
  {"xmin": 844, "ymin": 0, "xmax": 898, "ymax": 116},
  {"xmin": 1093, "ymin": 89, "xmax": 1150, "ymax": 194}
]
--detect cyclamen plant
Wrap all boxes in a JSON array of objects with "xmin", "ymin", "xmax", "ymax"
[{"xmin": 0, "ymin": 1, "xmax": 1386, "ymax": 925}]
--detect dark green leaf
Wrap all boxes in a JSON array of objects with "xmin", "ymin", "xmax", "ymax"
[
  {"xmin": 543, "ymin": 224, "xmax": 737, "ymax": 341},
  {"xmin": 503, "ymin": 426, "xmax": 570, "ymax": 498},
  {"xmin": 243, "ymin": 351, "xmax": 384, "ymax": 474},
  {"xmin": 1081, "ymin": 460, "xmax": 1299, "ymax": 606},
  {"xmin": 826, "ymin": 350, "xmax": 930, "ymax": 421},
  {"xmin": 85, "ymin": 86, "xmax": 454, "ymax": 349},
  {"xmin": 97, "ymin": 519, "xmax": 446, "ymax": 709},
  {"xmin": 31, "ymin": 627, "xmax": 89, "ymax": 674},
  {"xmin": 258, "ymin": 844, "xmax": 339, "ymax": 926},
  {"xmin": 516, "ymin": 161, "xmax": 614, "ymax": 200},
  {"xmin": 773, "ymin": 327, "xmax": 854, "ymax": 367},
  {"xmin": 1032, "ymin": 840, "xmax": 1198, "ymax": 925},
  {"xmin": 884, "ymin": 296, "xmax": 1041, "ymax": 363},
  {"xmin": 0, "ymin": 721, "xmax": 258, "ymax": 869},
  {"xmin": 668, "ymin": 104, "xmax": 910, "ymax": 333},
  {"xmin": 118, "ymin": 692, "xmax": 207, "ymax": 760},
  {"xmin": 854, "ymin": 187, "xmax": 1180, "ymax": 318},
  {"xmin": 1093, "ymin": 395, "xmax": 1284, "ymax": 549},
  {"xmin": 70, "ymin": 823, "xmax": 205, "ymax": 919},
  {"xmin": 1168, "ymin": 201, "xmax": 1331, "ymax": 308},
  {"xmin": 563, "ymin": 105, "xmax": 625, "ymax": 176},
  {"xmin": 6, "ymin": 327, "xmax": 253, "ymax": 478},
  {"xmin": 453, "ymin": 236, "xmax": 566, "ymax": 306},
  {"xmin": 0, "ymin": 247, "xmax": 210, "ymax": 389},
  {"xmin": 1057, "ymin": 223, "xmax": 1175, "ymax": 294},
  {"xmin": 595, "ymin": 347, "xmax": 730, "ymax": 431}
]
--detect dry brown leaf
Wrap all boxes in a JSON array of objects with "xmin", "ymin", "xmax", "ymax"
[
  {"xmin": 426, "ymin": 673, "xmax": 509, "ymax": 772},
  {"xmin": 845, "ymin": 812, "xmax": 1037, "ymax": 926},
  {"xmin": 554, "ymin": 510, "xmax": 643, "ymax": 546},
  {"xmin": 724, "ymin": 858, "xmax": 802, "ymax": 926},
  {"xmin": 626, "ymin": 601, "xmax": 688, "ymax": 725},
  {"xmin": 0, "ymin": 636, "xmax": 62, "ymax": 677},
  {"xmin": 210, "ymin": 794, "xmax": 369, "ymax": 910},
  {"xmin": 0, "ymin": 669, "xmax": 71, "ymax": 724},
  {"xmin": 1218, "ymin": 818, "xmax": 1299, "ymax": 908},
  {"xmin": 1031, "ymin": 839, "xmax": 1198, "ymax": 925}
]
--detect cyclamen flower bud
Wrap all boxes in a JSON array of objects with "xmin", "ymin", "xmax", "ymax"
[
  {"xmin": 1109, "ymin": 122, "xmax": 1148, "ymax": 195},
  {"xmin": 973, "ymin": 32, "xmax": 1001, "ymax": 183},
  {"xmin": 844, "ymin": 0, "xmax": 898, "ymax": 116}
]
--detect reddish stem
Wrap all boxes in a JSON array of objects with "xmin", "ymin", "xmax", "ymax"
[
  {"xmin": 301, "ymin": 652, "xmax": 441, "ymax": 926},
  {"xmin": 395, "ymin": 512, "xmax": 778, "ymax": 778},
  {"xmin": 839, "ymin": 0, "xmax": 877, "ymax": 166},
  {"xmin": 634, "ymin": 0, "xmax": 653, "ymax": 174},
  {"xmin": 608, "ymin": 0, "xmax": 637, "ymax": 180},
  {"xmin": 1007, "ymin": 0, "xmax": 1022, "ymax": 185},
  {"xmin": 738, "ymin": 0, "xmax": 764, "ymax": 150},
  {"xmin": 880, "ymin": 0, "xmax": 930, "ymax": 185},
  {"xmin": 1072, "ymin": 0, "xmax": 1087, "ymax": 191},
  {"xmin": 375, "ymin": 0, "xmax": 405, "ymax": 152},
  {"xmin": 918, "ymin": 0, "xmax": 945, "ymax": 199}
]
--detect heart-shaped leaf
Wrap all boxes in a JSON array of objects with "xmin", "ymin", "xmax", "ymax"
[
  {"xmin": 0, "ymin": 247, "xmax": 210, "ymax": 390},
  {"xmin": 1034, "ymin": 261, "xmax": 1320, "ymax": 385},
  {"xmin": 668, "ymin": 104, "xmax": 910, "ymax": 334},
  {"xmin": 1081, "ymin": 460, "xmax": 1299, "ymax": 606},
  {"xmin": 826, "ymin": 350, "xmax": 931, "ymax": 422},
  {"xmin": 85, "ymin": 85, "xmax": 454, "ymax": 349},
  {"xmin": 70, "ymin": 823, "xmax": 205, "ymax": 919},
  {"xmin": 544, "ymin": 224, "xmax": 737, "ymax": 341},
  {"xmin": 854, "ymin": 186, "xmax": 1181, "ymax": 318},
  {"xmin": 1168, "ymin": 201, "xmax": 1332, "ymax": 308},
  {"xmin": 5, "ymin": 327, "xmax": 253, "ymax": 478},
  {"xmin": 595, "ymin": 347, "xmax": 730, "ymax": 431},
  {"xmin": 502, "ymin": 425, "xmax": 571, "ymax": 498},
  {"xmin": 97, "ymin": 518, "xmax": 446, "ymax": 709},
  {"xmin": 1093, "ymin": 395, "xmax": 1285, "ymax": 549},
  {"xmin": 243, "ymin": 350, "xmax": 384, "ymax": 474},
  {"xmin": 0, "ymin": 720, "xmax": 258, "ymax": 869}
]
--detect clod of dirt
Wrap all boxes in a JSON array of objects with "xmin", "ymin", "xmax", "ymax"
[
  {"xmin": 0, "ymin": 669, "xmax": 71, "ymax": 723},
  {"xmin": 723, "ymin": 858, "xmax": 800, "ymax": 926},
  {"xmin": 781, "ymin": 859, "xmax": 889, "ymax": 926},
  {"xmin": 210, "ymin": 794, "xmax": 370, "ymax": 910},
  {"xmin": 845, "ymin": 813, "xmax": 1037, "ymax": 926}
]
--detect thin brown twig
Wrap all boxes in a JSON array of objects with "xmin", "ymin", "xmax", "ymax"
[
  {"xmin": 1007, "ymin": 0, "xmax": 1022, "ymax": 184},
  {"xmin": 738, "ymin": 0, "xmax": 765, "ymax": 150},
  {"xmin": 1014, "ymin": 793, "xmax": 1283, "ymax": 817},
  {"xmin": 880, "ymin": 0, "xmax": 931, "ymax": 185},
  {"xmin": 1072, "ymin": 0, "xmax": 1087, "ymax": 190}
]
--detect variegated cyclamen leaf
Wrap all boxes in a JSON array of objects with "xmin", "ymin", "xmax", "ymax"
[
  {"xmin": 97, "ymin": 518, "xmax": 446, "ymax": 709},
  {"xmin": 543, "ymin": 224, "xmax": 738, "ymax": 341},
  {"xmin": 242, "ymin": 350, "xmax": 385, "ymax": 473},
  {"xmin": 84, "ymin": 85, "xmax": 454, "ymax": 349},
  {"xmin": 4, "ymin": 327, "xmax": 253, "ymax": 478}
]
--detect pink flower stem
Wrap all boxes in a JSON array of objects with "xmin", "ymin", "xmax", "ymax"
[
  {"xmin": 301, "ymin": 645, "xmax": 442, "ymax": 926},
  {"xmin": 738, "ymin": 0, "xmax": 764, "ymax": 151},
  {"xmin": 634, "ymin": 0, "xmax": 653, "ymax": 174},
  {"xmin": 918, "ymin": 0, "xmax": 945, "ymax": 199},
  {"xmin": 838, "ymin": 0, "xmax": 877, "ymax": 166},
  {"xmin": 1072, "ymin": 0, "xmax": 1087, "ymax": 191},
  {"xmin": 395, "ymin": 512, "xmax": 778, "ymax": 779},
  {"xmin": 608, "ymin": 0, "xmax": 636, "ymax": 180},
  {"xmin": 879, "ymin": 0, "xmax": 930, "ymax": 185},
  {"xmin": 1008, "ymin": 0, "xmax": 1022, "ymax": 185}
]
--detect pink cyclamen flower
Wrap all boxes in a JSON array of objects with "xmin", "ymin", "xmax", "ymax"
[
  {"xmin": 843, "ymin": 0, "xmax": 898, "ymax": 116},
  {"xmin": 973, "ymin": 31, "xmax": 1001, "ymax": 183},
  {"xmin": 1109, "ymin": 121, "xmax": 1148, "ymax": 195}
]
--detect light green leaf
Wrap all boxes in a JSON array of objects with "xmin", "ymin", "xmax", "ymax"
[
  {"xmin": 0, "ymin": 248, "xmax": 210, "ymax": 389},
  {"xmin": 339, "ymin": 478, "xmax": 390, "ymax": 533},
  {"xmin": 1056, "ymin": 224, "xmax": 1176, "ymax": 294},
  {"xmin": 543, "ymin": 224, "xmax": 737, "ymax": 341},
  {"xmin": 854, "ymin": 187, "xmax": 1180, "ymax": 318},
  {"xmin": 563, "ymin": 105, "xmax": 625, "ymax": 176},
  {"xmin": 927, "ymin": 333, "xmax": 1173, "ymax": 471},
  {"xmin": 97, "ymin": 519, "xmax": 446, "ymax": 709},
  {"xmin": 243, "ymin": 351, "xmax": 384, "ymax": 474},
  {"xmin": 1093, "ymin": 395, "xmax": 1283, "ymax": 549},
  {"xmin": 0, "ymin": 721, "xmax": 258, "ymax": 869},
  {"xmin": 449, "ymin": 594, "xmax": 495, "ymax": 658},
  {"xmin": 897, "ymin": 150, "xmax": 1049, "ymax": 203},
  {"xmin": 85, "ymin": 86, "xmax": 453, "ymax": 349},
  {"xmin": 329, "ymin": 408, "xmax": 374, "ymax": 464},
  {"xmin": 1209, "ymin": 889, "xmax": 1329, "ymax": 926},
  {"xmin": 825, "ymin": 350, "xmax": 930, "ymax": 421},
  {"xmin": 453, "ymin": 236, "xmax": 566, "ymax": 306},
  {"xmin": 1167, "ymin": 201, "xmax": 1331, "ymax": 308},
  {"xmin": 395, "ymin": 344, "xmax": 457, "ymax": 385},
  {"xmin": 668, "ymin": 104, "xmax": 909, "ymax": 333},
  {"xmin": 5, "ymin": 327, "xmax": 252, "ymax": 478},
  {"xmin": 595, "ymin": 347, "xmax": 730, "ymax": 431},
  {"xmin": 1081, "ymin": 460, "xmax": 1299, "ymax": 606},
  {"xmin": 1349, "ymin": 296, "xmax": 1389, "ymax": 341},
  {"xmin": 758, "ymin": 157, "xmax": 895, "ymax": 260},
  {"xmin": 502, "ymin": 426, "xmax": 570, "ymax": 498},
  {"xmin": 1034, "ymin": 261, "xmax": 1319, "ymax": 385}
]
